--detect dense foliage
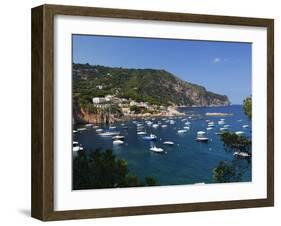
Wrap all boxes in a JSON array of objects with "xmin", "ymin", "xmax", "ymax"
[
  {"xmin": 73, "ymin": 63, "xmax": 230, "ymax": 107},
  {"xmin": 243, "ymin": 96, "xmax": 252, "ymax": 119},
  {"xmin": 213, "ymin": 161, "xmax": 242, "ymax": 183},
  {"xmin": 73, "ymin": 149, "xmax": 157, "ymax": 189},
  {"xmin": 220, "ymin": 132, "xmax": 251, "ymax": 152}
]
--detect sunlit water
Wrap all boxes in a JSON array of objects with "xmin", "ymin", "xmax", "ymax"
[{"xmin": 73, "ymin": 105, "xmax": 252, "ymax": 186}]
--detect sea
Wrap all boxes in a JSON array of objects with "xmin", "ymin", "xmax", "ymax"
[{"xmin": 73, "ymin": 105, "xmax": 252, "ymax": 186}]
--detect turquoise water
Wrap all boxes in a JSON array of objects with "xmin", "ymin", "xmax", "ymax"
[{"xmin": 73, "ymin": 105, "xmax": 252, "ymax": 186}]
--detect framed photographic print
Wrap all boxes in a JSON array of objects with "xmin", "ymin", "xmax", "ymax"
[{"xmin": 31, "ymin": 4, "xmax": 274, "ymax": 221}]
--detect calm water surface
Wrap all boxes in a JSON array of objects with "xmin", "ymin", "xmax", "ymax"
[{"xmin": 73, "ymin": 105, "xmax": 252, "ymax": 186}]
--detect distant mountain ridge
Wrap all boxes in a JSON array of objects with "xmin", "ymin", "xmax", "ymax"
[{"xmin": 73, "ymin": 63, "xmax": 230, "ymax": 107}]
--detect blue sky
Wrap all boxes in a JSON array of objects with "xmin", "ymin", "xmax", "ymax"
[{"xmin": 72, "ymin": 35, "xmax": 252, "ymax": 104}]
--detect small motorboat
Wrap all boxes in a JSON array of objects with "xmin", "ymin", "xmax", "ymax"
[
  {"xmin": 112, "ymin": 135, "xmax": 125, "ymax": 140},
  {"xmin": 143, "ymin": 134, "xmax": 157, "ymax": 140},
  {"xmin": 183, "ymin": 126, "xmax": 190, "ymax": 130},
  {"xmin": 177, "ymin": 129, "xmax": 187, "ymax": 133},
  {"xmin": 146, "ymin": 121, "xmax": 153, "ymax": 126},
  {"xmin": 137, "ymin": 131, "xmax": 147, "ymax": 135},
  {"xmin": 233, "ymin": 151, "xmax": 250, "ymax": 157},
  {"xmin": 235, "ymin": 131, "xmax": 245, "ymax": 136},
  {"xmin": 206, "ymin": 127, "xmax": 213, "ymax": 130},
  {"xmin": 242, "ymin": 125, "xmax": 249, "ymax": 128},
  {"xmin": 152, "ymin": 124, "xmax": 159, "ymax": 128},
  {"xmin": 150, "ymin": 145, "xmax": 164, "ymax": 153},
  {"xmin": 109, "ymin": 126, "xmax": 117, "ymax": 130},
  {"xmin": 163, "ymin": 141, "xmax": 174, "ymax": 145},
  {"xmin": 85, "ymin": 123, "xmax": 93, "ymax": 127},
  {"xmin": 196, "ymin": 137, "xmax": 209, "ymax": 142},
  {"xmin": 169, "ymin": 120, "xmax": 175, "ymax": 125},
  {"xmin": 73, "ymin": 142, "xmax": 83, "ymax": 152},
  {"xmin": 196, "ymin": 131, "xmax": 209, "ymax": 142},
  {"xmin": 161, "ymin": 124, "xmax": 168, "ymax": 128},
  {"xmin": 113, "ymin": 140, "xmax": 124, "ymax": 145},
  {"xmin": 73, "ymin": 130, "xmax": 78, "ymax": 133},
  {"xmin": 96, "ymin": 128, "xmax": 103, "ymax": 133},
  {"xmin": 220, "ymin": 127, "xmax": 228, "ymax": 131},
  {"xmin": 99, "ymin": 131, "xmax": 120, "ymax": 136},
  {"xmin": 218, "ymin": 120, "xmax": 225, "ymax": 125},
  {"xmin": 77, "ymin": 128, "xmax": 87, "ymax": 131}
]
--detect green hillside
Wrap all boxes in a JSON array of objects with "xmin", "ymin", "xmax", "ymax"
[{"xmin": 73, "ymin": 63, "xmax": 230, "ymax": 107}]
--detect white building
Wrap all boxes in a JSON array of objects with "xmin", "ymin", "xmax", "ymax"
[{"xmin": 92, "ymin": 97, "xmax": 107, "ymax": 104}]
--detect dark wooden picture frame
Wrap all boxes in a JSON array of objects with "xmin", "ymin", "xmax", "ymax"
[{"xmin": 31, "ymin": 4, "xmax": 274, "ymax": 221}]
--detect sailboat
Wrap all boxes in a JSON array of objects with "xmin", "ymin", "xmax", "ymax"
[{"xmin": 98, "ymin": 104, "xmax": 120, "ymax": 137}]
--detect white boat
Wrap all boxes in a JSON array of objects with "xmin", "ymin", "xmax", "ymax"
[
  {"xmin": 235, "ymin": 131, "xmax": 245, "ymax": 135},
  {"xmin": 112, "ymin": 135, "xmax": 125, "ymax": 140},
  {"xmin": 73, "ymin": 130, "xmax": 78, "ymax": 133},
  {"xmin": 146, "ymin": 121, "xmax": 153, "ymax": 126},
  {"xmin": 137, "ymin": 123, "xmax": 143, "ymax": 127},
  {"xmin": 163, "ymin": 141, "xmax": 174, "ymax": 145},
  {"xmin": 196, "ymin": 137, "xmax": 209, "ymax": 142},
  {"xmin": 206, "ymin": 127, "xmax": 213, "ymax": 130},
  {"xmin": 137, "ymin": 131, "xmax": 147, "ymax": 135},
  {"xmin": 233, "ymin": 151, "xmax": 250, "ymax": 157},
  {"xmin": 208, "ymin": 122, "xmax": 215, "ymax": 127},
  {"xmin": 218, "ymin": 120, "xmax": 225, "ymax": 125},
  {"xmin": 196, "ymin": 131, "xmax": 208, "ymax": 142},
  {"xmin": 170, "ymin": 120, "xmax": 175, "ymax": 125},
  {"xmin": 77, "ymin": 128, "xmax": 87, "ymax": 131},
  {"xmin": 197, "ymin": 131, "xmax": 206, "ymax": 135},
  {"xmin": 152, "ymin": 124, "xmax": 159, "ymax": 128},
  {"xmin": 109, "ymin": 126, "xmax": 117, "ymax": 130},
  {"xmin": 85, "ymin": 123, "xmax": 93, "ymax": 127},
  {"xmin": 223, "ymin": 125, "xmax": 230, "ymax": 128},
  {"xmin": 96, "ymin": 128, "xmax": 103, "ymax": 133},
  {"xmin": 73, "ymin": 142, "xmax": 83, "ymax": 152},
  {"xmin": 92, "ymin": 125, "xmax": 99, "ymax": 129},
  {"xmin": 183, "ymin": 126, "xmax": 190, "ymax": 130},
  {"xmin": 150, "ymin": 145, "xmax": 164, "ymax": 153},
  {"xmin": 242, "ymin": 125, "xmax": 249, "ymax": 128},
  {"xmin": 177, "ymin": 129, "xmax": 187, "ymax": 133},
  {"xmin": 220, "ymin": 127, "xmax": 228, "ymax": 131},
  {"xmin": 73, "ymin": 146, "xmax": 84, "ymax": 152},
  {"xmin": 185, "ymin": 121, "xmax": 191, "ymax": 125},
  {"xmin": 113, "ymin": 140, "xmax": 124, "ymax": 145},
  {"xmin": 161, "ymin": 124, "xmax": 168, "ymax": 128},
  {"xmin": 99, "ymin": 131, "xmax": 120, "ymax": 136},
  {"xmin": 143, "ymin": 134, "xmax": 157, "ymax": 140}
]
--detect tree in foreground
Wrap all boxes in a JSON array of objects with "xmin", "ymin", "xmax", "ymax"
[
  {"xmin": 243, "ymin": 96, "xmax": 252, "ymax": 119},
  {"xmin": 73, "ymin": 149, "xmax": 157, "ymax": 189},
  {"xmin": 213, "ymin": 161, "xmax": 242, "ymax": 183}
]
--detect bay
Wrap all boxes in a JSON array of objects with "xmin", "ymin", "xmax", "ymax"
[{"xmin": 73, "ymin": 105, "xmax": 252, "ymax": 186}]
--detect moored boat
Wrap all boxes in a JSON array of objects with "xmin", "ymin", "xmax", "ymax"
[
  {"xmin": 150, "ymin": 145, "xmax": 164, "ymax": 153},
  {"xmin": 143, "ymin": 134, "xmax": 157, "ymax": 140},
  {"xmin": 113, "ymin": 140, "xmax": 124, "ymax": 145},
  {"xmin": 163, "ymin": 141, "xmax": 174, "ymax": 145}
]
